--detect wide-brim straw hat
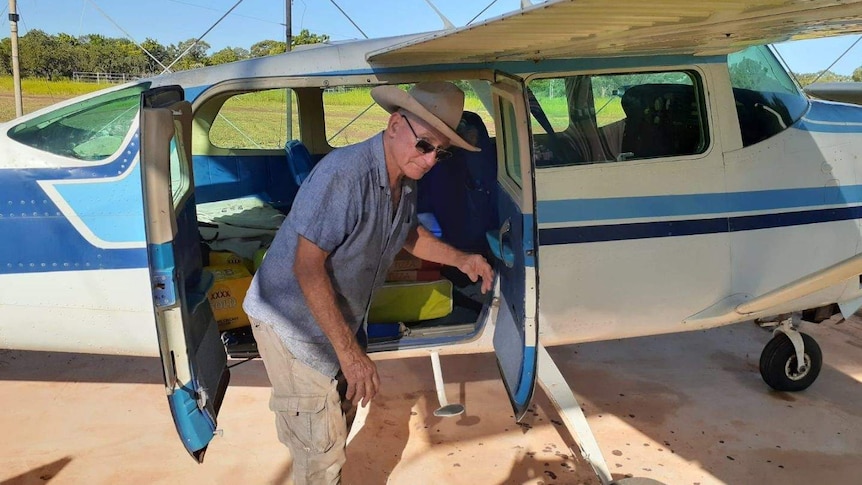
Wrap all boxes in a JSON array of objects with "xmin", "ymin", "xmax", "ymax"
[{"xmin": 371, "ymin": 82, "xmax": 481, "ymax": 152}]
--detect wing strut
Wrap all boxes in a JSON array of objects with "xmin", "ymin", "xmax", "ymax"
[{"xmin": 537, "ymin": 343, "xmax": 613, "ymax": 484}]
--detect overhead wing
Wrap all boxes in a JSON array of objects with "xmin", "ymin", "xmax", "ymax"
[{"xmin": 368, "ymin": 0, "xmax": 862, "ymax": 65}]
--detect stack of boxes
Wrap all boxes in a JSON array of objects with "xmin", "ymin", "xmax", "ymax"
[{"xmin": 206, "ymin": 251, "xmax": 255, "ymax": 332}]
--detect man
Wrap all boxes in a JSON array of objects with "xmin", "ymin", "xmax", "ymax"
[{"xmin": 243, "ymin": 81, "xmax": 495, "ymax": 484}]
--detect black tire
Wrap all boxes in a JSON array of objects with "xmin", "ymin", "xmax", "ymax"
[{"xmin": 759, "ymin": 332, "xmax": 822, "ymax": 392}]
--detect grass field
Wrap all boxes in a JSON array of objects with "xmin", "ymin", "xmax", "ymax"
[{"xmin": 0, "ymin": 78, "xmax": 627, "ymax": 146}]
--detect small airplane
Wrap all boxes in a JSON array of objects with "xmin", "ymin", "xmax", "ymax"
[{"xmin": 2, "ymin": 0, "xmax": 862, "ymax": 482}]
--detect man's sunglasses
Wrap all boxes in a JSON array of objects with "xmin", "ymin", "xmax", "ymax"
[{"xmin": 401, "ymin": 114, "xmax": 453, "ymax": 161}]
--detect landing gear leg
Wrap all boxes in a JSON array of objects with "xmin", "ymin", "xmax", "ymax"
[{"xmin": 759, "ymin": 312, "xmax": 823, "ymax": 392}]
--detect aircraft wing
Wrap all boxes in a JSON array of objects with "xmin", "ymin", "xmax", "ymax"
[{"xmin": 368, "ymin": 0, "xmax": 862, "ymax": 65}]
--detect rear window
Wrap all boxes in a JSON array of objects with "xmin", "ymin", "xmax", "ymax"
[{"xmin": 8, "ymin": 84, "xmax": 149, "ymax": 161}]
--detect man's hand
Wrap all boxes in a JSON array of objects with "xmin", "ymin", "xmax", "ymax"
[
  {"xmin": 337, "ymin": 346, "xmax": 380, "ymax": 407},
  {"xmin": 456, "ymin": 254, "xmax": 495, "ymax": 294}
]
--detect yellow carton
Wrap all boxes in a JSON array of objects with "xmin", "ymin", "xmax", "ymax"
[
  {"xmin": 209, "ymin": 250, "xmax": 254, "ymax": 273},
  {"xmin": 206, "ymin": 264, "xmax": 253, "ymax": 331}
]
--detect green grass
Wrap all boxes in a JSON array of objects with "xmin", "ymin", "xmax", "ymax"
[{"xmin": 0, "ymin": 76, "xmax": 105, "ymax": 97}]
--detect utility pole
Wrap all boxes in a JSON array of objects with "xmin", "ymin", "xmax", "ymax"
[
  {"xmin": 285, "ymin": 0, "xmax": 293, "ymax": 140},
  {"xmin": 8, "ymin": 0, "xmax": 22, "ymax": 118}
]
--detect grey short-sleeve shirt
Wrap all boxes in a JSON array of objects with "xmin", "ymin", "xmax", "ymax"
[{"xmin": 243, "ymin": 133, "xmax": 417, "ymax": 377}]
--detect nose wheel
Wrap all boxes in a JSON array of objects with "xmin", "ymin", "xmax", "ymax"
[{"xmin": 759, "ymin": 329, "xmax": 822, "ymax": 392}]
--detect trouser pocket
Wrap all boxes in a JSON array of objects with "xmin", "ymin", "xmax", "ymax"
[{"xmin": 272, "ymin": 394, "xmax": 339, "ymax": 454}]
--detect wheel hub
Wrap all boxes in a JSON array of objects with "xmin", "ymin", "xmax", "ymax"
[{"xmin": 785, "ymin": 354, "xmax": 811, "ymax": 381}]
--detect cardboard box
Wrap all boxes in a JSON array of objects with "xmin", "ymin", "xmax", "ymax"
[
  {"xmin": 385, "ymin": 268, "xmax": 442, "ymax": 282},
  {"xmin": 209, "ymin": 250, "xmax": 254, "ymax": 273},
  {"xmin": 389, "ymin": 249, "xmax": 442, "ymax": 271},
  {"xmin": 206, "ymin": 264, "xmax": 253, "ymax": 331}
]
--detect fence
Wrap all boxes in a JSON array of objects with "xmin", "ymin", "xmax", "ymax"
[{"xmin": 71, "ymin": 72, "xmax": 150, "ymax": 84}]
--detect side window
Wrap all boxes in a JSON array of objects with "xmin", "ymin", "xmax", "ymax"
[
  {"xmin": 323, "ymin": 86, "xmax": 391, "ymax": 147},
  {"xmin": 498, "ymin": 96, "xmax": 522, "ymax": 187},
  {"xmin": 8, "ymin": 83, "xmax": 148, "ymax": 161},
  {"xmin": 169, "ymin": 123, "xmax": 190, "ymax": 208},
  {"xmin": 528, "ymin": 71, "xmax": 708, "ymax": 167},
  {"xmin": 322, "ymin": 82, "xmax": 495, "ymax": 148},
  {"xmin": 727, "ymin": 45, "xmax": 809, "ymax": 146},
  {"xmin": 209, "ymin": 88, "xmax": 299, "ymax": 149}
]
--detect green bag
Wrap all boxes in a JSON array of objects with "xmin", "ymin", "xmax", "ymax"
[{"xmin": 368, "ymin": 279, "xmax": 453, "ymax": 323}]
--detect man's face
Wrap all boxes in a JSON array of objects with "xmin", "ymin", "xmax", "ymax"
[{"xmin": 395, "ymin": 112, "xmax": 451, "ymax": 180}]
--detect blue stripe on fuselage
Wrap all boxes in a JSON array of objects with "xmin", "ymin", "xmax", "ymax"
[
  {"xmin": 537, "ymin": 185, "xmax": 862, "ymax": 224},
  {"xmin": 539, "ymin": 204, "xmax": 862, "ymax": 245},
  {"xmin": 0, "ymin": 137, "xmax": 148, "ymax": 274}
]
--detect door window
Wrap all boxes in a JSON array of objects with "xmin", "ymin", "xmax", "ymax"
[
  {"xmin": 322, "ymin": 83, "xmax": 495, "ymax": 148},
  {"xmin": 528, "ymin": 71, "xmax": 708, "ymax": 166},
  {"xmin": 169, "ymin": 121, "xmax": 191, "ymax": 208},
  {"xmin": 498, "ymin": 96, "xmax": 523, "ymax": 188},
  {"xmin": 209, "ymin": 88, "xmax": 299, "ymax": 149}
]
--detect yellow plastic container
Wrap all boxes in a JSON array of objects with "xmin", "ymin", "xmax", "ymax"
[{"xmin": 368, "ymin": 279, "xmax": 453, "ymax": 323}]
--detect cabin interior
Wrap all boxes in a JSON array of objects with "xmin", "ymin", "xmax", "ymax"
[{"xmin": 189, "ymin": 80, "xmax": 502, "ymax": 358}]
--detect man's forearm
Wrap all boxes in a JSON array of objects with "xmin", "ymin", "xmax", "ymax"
[{"xmin": 403, "ymin": 225, "xmax": 467, "ymax": 267}]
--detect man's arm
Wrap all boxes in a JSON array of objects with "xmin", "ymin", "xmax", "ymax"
[
  {"xmin": 403, "ymin": 225, "xmax": 495, "ymax": 294},
  {"xmin": 294, "ymin": 235, "xmax": 379, "ymax": 406}
]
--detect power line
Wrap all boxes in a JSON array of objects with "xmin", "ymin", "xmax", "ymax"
[{"xmin": 165, "ymin": 0, "xmax": 283, "ymax": 27}]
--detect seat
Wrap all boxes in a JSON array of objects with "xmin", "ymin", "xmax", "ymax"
[
  {"xmin": 284, "ymin": 139, "xmax": 314, "ymax": 186},
  {"xmin": 417, "ymin": 111, "xmax": 497, "ymax": 254},
  {"xmin": 621, "ymin": 84, "xmax": 701, "ymax": 159}
]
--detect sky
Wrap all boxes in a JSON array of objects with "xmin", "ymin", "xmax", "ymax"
[{"xmin": 5, "ymin": 0, "xmax": 861, "ymax": 76}]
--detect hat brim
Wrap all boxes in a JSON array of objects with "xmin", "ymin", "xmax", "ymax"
[{"xmin": 371, "ymin": 85, "xmax": 481, "ymax": 152}]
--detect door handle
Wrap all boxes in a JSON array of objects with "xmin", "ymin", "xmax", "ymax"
[{"xmin": 485, "ymin": 219, "xmax": 516, "ymax": 268}]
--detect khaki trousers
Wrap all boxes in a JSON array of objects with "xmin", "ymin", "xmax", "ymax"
[{"xmin": 251, "ymin": 318, "xmax": 355, "ymax": 485}]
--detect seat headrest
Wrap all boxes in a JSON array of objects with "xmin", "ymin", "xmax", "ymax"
[{"xmin": 285, "ymin": 140, "xmax": 313, "ymax": 186}]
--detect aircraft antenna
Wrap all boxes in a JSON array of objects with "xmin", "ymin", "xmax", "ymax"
[
  {"xmin": 422, "ymin": 0, "xmax": 454, "ymax": 29},
  {"xmin": 327, "ymin": 0, "xmax": 368, "ymax": 39},
  {"xmin": 7, "ymin": 0, "xmax": 22, "ymax": 117}
]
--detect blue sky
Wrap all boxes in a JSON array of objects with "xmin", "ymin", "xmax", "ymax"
[{"xmin": 7, "ymin": 0, "xmax": 862, "ymax": 75}]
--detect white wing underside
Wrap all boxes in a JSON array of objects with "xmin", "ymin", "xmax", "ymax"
[{"xmin": 368, "ymin": 0, "xmax": 862, "ymax": 65}]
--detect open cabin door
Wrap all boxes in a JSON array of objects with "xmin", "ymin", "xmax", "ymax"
[
  {"xmin": 488, "ymin": 75, "xmax": 540, "ymax": 420},
  {"xmin": 140, "ymin": 86, "xmax": 229, "ymax": 462}
]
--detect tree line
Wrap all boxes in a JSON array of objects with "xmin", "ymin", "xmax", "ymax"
[
  {"xmin": 0, "ymin": 29, "xmax": 330, "ymax": 79},
  {"xmin": 0, "ymin": 29, "xmax": 860, "ymax": 86}
]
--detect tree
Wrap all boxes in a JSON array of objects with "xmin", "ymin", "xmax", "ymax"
[
  {"xmin": 853, "ymin": 66, "xmax": 862, "ymax": 82},
  {"xmin": 795, "ymin": 71, "xmax": 852, "ymax": 87},
  {"xmin": 141, "ymin": 37, "xmax": 170, "ymax": 74},
  {"xmin": 167, "ymin": 38, "xmax": 211, "ymax": 71},
  {"xmin": 209, "ymin": 46, "xmax": 249, "ymax": 66},
  {"xmin": 250, "ymin": 39, "xmax": 285, "ymax": 58},
  {"xmin": 292, "ymin": 29, "xmax": 329, "ymax": 47}
]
